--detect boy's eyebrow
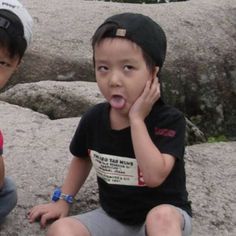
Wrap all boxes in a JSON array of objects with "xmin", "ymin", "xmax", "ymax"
[
  {"xmin": 94, "ymin": 59, "xmax": 109, "ymax": 64},
  {"xmin": 95, "ymin": 58, "xmax": 139, "ymax": 65},
  {"xmin": 119, "ymin": 58, "xmax": 140, "ymax": 65}
]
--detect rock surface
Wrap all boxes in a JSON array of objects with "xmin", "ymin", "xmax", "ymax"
[
  {"xmin": 0, "ymin": 0, "xmax": 235, "ymax": 235},
  {"xmin": 0, "ymin": 80, "xmax": 206, "ymax": 144},
  {"xmin": 0, "ymin": 102, "xmax": 235, "ymax": 236},
  {"xmin": 3, "ymin": 0, "xmax": 235, "ymax": 139},
  {"xmin": 0, "ymin": 81, "xmax": 104, "ymax": 119}
]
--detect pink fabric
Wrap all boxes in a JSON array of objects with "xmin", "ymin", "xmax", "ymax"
[{"xmin": 0, "ymin": 130, "xmax": 3, "ymax": 152}]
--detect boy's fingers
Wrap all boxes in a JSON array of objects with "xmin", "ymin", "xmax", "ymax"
[
  {"xmin": 28, "ymin": 209, "xmax": 42, "ymax": 222},
  {"xmin": 28, "ymin": 205, "xmax": 48, "ymax": 222},
  {"xmin": 40, "ymin": 211, "xmax": 61, "ymax": 228},
  {"xmin": 40, "ymin": 213, "xmax": 52, "ymax": 228},
  {"xmin": 28, "ymin": 208, "xmax": 36, "ymax": 221},
  {"xmin": 151, "ymin": 77, "xmax": 159, "ymax": 89},
  {"xmin": 149, "ymin": 79, "xmax": 159, "ymax": 98}
]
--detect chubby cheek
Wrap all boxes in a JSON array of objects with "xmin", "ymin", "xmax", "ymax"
[
  {"xmin": 0, "ymin": 66, "xmax": 18, "ymax": 89},
  {"xmin": 127, "ymin": 91, "xmax": 142, "ymax": 107},
  {"xmin": 0, "ymin": 77, "xmax": 10, "ymax": 89},
  {"xmin": 96, "ymin": 80, "xmax": 109, "ymax": 99},
  {"xmin": 127, "ymin": 80, "xmax": 148, "ymax": 104}
]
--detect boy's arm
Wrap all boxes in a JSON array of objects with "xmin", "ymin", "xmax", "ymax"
[
  {"xmin": 61, "ymin": 156, "xmax": 92, "ymax": 196},
  {"xmin": 129, "ymin": 78, "xmax": 175, "ymax": 187},
  {"xmin": 28, "ymin": 156, "xmax": 92, "ymax": 228},
  {"xmin": 0, "ymin": 155, "xmax": 5, "ymax": 188},
  {"xmin": 130, "ymin": 119, "xmax": 175, "ymax": 187}
]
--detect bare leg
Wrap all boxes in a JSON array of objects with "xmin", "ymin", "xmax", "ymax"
[
  {"xmin": 46, "ymin": 217, "xmax": 90, "ymax": 236},
  {"xmin": 146, "ymin": 204, "xmax": 183, "ymax": 236}
]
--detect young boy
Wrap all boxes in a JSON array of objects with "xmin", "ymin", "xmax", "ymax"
[
  {"xmin": 0, "ymin": 0, "xmax": 33, "ymax": 224},
  {"xmin": 28, "ymin": 13, "xmax": 192, "ymax": 236}
]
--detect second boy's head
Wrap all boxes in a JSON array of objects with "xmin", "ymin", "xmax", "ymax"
[
  {"xmin": 0, "ymin": 0, "xmax": 33, "ymax": 89},
  {"xmin": 92, "ymin": 13, "xmax": 167, "ymax": 112}
]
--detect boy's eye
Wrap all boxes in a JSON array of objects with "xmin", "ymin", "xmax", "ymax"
[
  {"xmin": 124, "ymin": 65, "xmax": 134, "ymax": 71},
  {"xmin": 96, "ymin": 65, "xmax": 108, "ymax": 72},
  {"xmin": 0, "ymin": 61, "xmax": 10, "ymax": 67}
]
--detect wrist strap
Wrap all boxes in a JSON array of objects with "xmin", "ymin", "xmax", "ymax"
[{"xmin": 52, "ymin": 188, "xmax": 75, "ymax": 204}]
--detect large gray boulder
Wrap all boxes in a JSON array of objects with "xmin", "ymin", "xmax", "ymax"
[
  {"xmin": 0, "ymin": 102, "xmax": 235, "ymax": 236},
  {"xmin": 0, "ymin": 81, "xmax": 104, "ymax": 119},
  {"xmin": 0, "ymin": 80, "xmax": 205, "ymax": 144},
  {"xmin": 4, "ymin": 0, "xmax": 235, "ymax": 139},
  {"xmin": 0, "ymin": 1, "xmax": 235, "ymax": 235}
]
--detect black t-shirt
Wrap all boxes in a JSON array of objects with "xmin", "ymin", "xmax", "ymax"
[{"xmin": 70, "ymin": 100, "xmax": 192, "ymax": 225}]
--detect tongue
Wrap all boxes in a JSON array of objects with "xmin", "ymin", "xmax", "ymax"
[{"xmin": 110, "ymin": 96, "xmax": 126, "ymax": 109}]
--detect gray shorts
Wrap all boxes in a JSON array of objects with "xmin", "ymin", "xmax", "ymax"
[{"xmin": 73, "ymin": 206, "xmax": 192, "ymax": 236}]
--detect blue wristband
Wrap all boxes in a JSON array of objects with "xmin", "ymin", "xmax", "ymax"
[{"xmin": 52, "ymin": 188, "xmax": 74, "ymax": 204}]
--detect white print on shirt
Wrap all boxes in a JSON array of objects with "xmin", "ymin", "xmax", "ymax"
[{"xmin": 89, "ymin": 150, "xmax": 145, "ymax": 186}]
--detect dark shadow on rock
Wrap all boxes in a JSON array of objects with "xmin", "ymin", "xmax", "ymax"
[
  {"xmin": 4, "ymin": 52, "xmax": 95, "ymax": 91},
  {"xmin": 162, "ymin": 52, "xmax": 236, "ymax": 139}
]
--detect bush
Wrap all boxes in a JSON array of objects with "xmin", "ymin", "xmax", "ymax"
[{"xmin": 207, "ymin": 135, "xmax": 228, "ymax": 143}]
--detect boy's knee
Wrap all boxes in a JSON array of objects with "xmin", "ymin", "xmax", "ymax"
[
  {"xmin": 47, "ymin": 219, "xmax": 69, "ymax": 236},
  {"xmin": 3, "ymin": 177, "xmax": 17, "ymax": 192},
  {"xmin": 46, "ymin": 218, "xmax": 90, "ymax": 236},
  {"xmin": 0, "ymin": 177, "xmax": 17, "ymax": 223},
  {"xmin": 2, "ymin": 177, "xmax": 17, "ymax": 202},
  {"xmin": 146, "ymin": 204, "xmax": 182, "ymax": 228}
]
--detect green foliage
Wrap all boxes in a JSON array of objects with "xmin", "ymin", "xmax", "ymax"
[{"xmin": 207, "ymin": 135, "xmax": 228, "ymax": 143}]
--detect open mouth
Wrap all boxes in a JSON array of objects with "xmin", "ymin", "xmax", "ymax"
[{"xmin": 110, "ymin": 95, "xmax": 126, "ymax": 109}]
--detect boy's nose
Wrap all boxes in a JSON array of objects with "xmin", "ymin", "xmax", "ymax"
[{"xmin": 109, "ymin": 71, "xmax": 122, "ymax": 87}]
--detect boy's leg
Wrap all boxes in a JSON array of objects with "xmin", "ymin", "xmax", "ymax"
[
  {"xmin": 145, "ymin": 204, "xmax": 192, "ymax": 236},
  {"xmin": 47, "ymin": 206, "xmax": 191, "ymax": 236},
  {"xmin": 72, "ymin": 208, "xmax": 145, "ymax": 236},
  {"xmin": 47, "ymin": 208, "xmax": 145, "ymax": 236},
  {"xmin": 0, "ymin": 177, "xmax": 17, "ymax": 224},
  {"xmin": 46, "ymin": 217, "xmax": 90, "ymax": 236}
]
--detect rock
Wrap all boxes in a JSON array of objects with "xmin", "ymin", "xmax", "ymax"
[
  {"xmin": 185, "ymin": 142, "xmax": 236, "ymax": 236},
  {"xmin": 185, "ymin": 117, "xmax": 206, "ymax": 144},
  {"xmin": 0, "ymin": 101, "xmax": 98, "ymax": 235},
  {"xmin": 0, "ymin": 81, "xmax": 205, "ymax": 144},
  {"xmin": 0, "ymin": 102, "xmax": 235, "ymax": 236},
  {"xmin": 0, "ymin": 0, "xmax": 235, "ymax": 233},
  {"xmin": 2, "ymin": 0, "xmax": 235, "ymax": 139},
  {"xmin": 0, "ymin": 81, "xmax": 104, "ymax": 119}
]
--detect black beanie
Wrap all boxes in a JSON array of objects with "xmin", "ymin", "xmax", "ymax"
[{"xmin": 97, "ymin": 12, "xmax": 167, "ymax": 68}]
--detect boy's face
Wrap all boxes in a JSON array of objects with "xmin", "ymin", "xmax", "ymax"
[
  {"xmin": 0, "ymin": 47, "xmax": 20, "ymax": 90},
  {"xmin": 94, "ymin": 37, "xmax": 158, "ymax": 115}
]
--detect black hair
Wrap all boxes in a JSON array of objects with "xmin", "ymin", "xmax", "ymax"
[
  {"xmin": 91, "ymin": 22, "xmax": 157, "ymax": 75},
  {"xmin": 0, "ymin": 10, "xmax": 27, "ymax": 61}
]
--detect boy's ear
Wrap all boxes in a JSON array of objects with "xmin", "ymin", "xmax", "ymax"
[
  {"xmin": 15, "ymin": 58, "xmax": 23, "ymax": 71},
  {"xmin": 151, "ymin": 66, "xmax": 159, "ymax": 80},
  {"xmin": 14, "ymin": 63, "xmax": 20, "ymax": 73},
  {"xmin": 155, "ymin": 66, "xmax": 159, "ymax": 76},
  {"xmin": 17, "ymin": 57, "xmax": 23, "ymax": 66}
]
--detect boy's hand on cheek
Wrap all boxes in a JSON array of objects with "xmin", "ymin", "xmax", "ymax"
[{"xmin": 129, "ymin": 78, "xmax": 160, "ymax": 122}]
